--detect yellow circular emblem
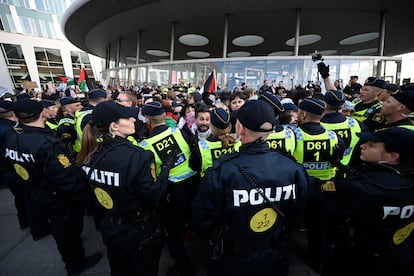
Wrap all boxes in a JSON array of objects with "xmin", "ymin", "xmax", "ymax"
[
  {"xmin": 393, "ymin": 222, "xmax": 414, "ymax": 245},
  {"xmin": 249, "ymin": 208, "xmax": 277, "ymax": 233},
  {"xmin": 94, "ymin": 187, "xmax": 113, "ymax": 209},
  {"xmin": 14, "ymin": 163, "xmax": 29, "ymax": 181}
]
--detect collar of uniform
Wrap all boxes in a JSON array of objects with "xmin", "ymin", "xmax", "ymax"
[
  {"xmin": 320, "ymin": 112, "xmax": 347, "ymax": 123},
  {"xmin": 299, "ymin": 122, "xmax": 326, "ymax": 135},
  {"xmin": 239, "ymin": 141, "xmax": 270, "ymax": 154},
  {"xmin": 21, "ymin": 124, "xmax": 55, "ymax": 135},
  {"xmin": 386, "ymin": 118, "xmax": 414, "ymax": 127},
  {"xmin": 150, "ymin": 125, "xmax": 169, "ymax": 136}
]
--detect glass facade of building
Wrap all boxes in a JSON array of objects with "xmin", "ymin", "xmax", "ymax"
[{"xmin": 102, "ymin": 56, "xmax": 401, "ymax": 91}]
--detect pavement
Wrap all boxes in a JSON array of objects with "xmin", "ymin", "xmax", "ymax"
[{"xmin": 0, "ymin": 186, "xmax": 318, "ymax": 276}]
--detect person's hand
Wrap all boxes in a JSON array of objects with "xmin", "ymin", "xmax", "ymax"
[
  {"xmin": 330, "ymin": 144, "xmax": 345, "ymax": 168},
  {"xmin": 317, "ymin": 62, "xmax": 330, "ymax": 79},
  {"xmin": 163, "ymin": 147, "xmax": 180, "ymax": 169}
]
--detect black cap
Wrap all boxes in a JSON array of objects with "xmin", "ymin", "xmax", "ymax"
[
  {"xmin": 237, "ymin": 100, "xmax": 276, "ymax": 132},
  {"xmin": 210, "ymin": 107, "xmax": 230, "ymax": 129},
  {"xmin": 357, "ymin": 127, "xmax": 414, "ymax": 157},
  {"xmin": 39, "ymin": 99, "xmax": 56, "ymax": 108},
  {"xmin": 16, "ymin": 93, "xmax": 31, "ymax": 101},
  {"xmin": 172, "ymin": 100, "xmax": 183, "ymax": 108},
  {"xmin": 258, "ymin": 92, "xmax": 285, "ymax": 116},
  {"xmin": 323, "ymin": 90, "xmax": 346, "ymax": 107},
  {"xmin": 59, "ymin": 97, "xmax": 81, "ymax": 107},
  {"xmin": 386, "ymin": 83, "xmax": 399, "ymax": 92},
  {"xmin": 142, "ymin": 101, "xmax": 165, "ymax": 116},
  {"xmin": 13, "ymin": 99, "xmax": 44, "ymax": 119},
  {"xmin": 88, "ymin": 89, "xmax": 107, "ymax": 100},
  {"xmin": 0, "ymin": 100, "xmax": 13, "ymax": 114},
  {"xmin": 364, "ymin": 77, "xmax": 387, "ymax": 89},
  {"xmin": 283, "ymin": 103, "xmax": 298, "ymax": 112},
  {"xmin": 91, "ymin": 101, "xmax": 137, "ymax": 127},
  {"xmin": 391, "ymin": 89, "xmax": 414, "ymax": 111},
  {"xmin": 298, "ymin": 98, "xmax": 326, "ymax": 115}
]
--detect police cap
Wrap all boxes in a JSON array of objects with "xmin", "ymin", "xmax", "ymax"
[
  {"xmin": 39, "ymin": 99, "xmax": 56, "ymax": 108},
  {"xmin": 357, "ymin": 127, "xmax": 414, "ymax": 157},
  {"xmin": 298, "ymin": 98, "xmax": 326, "ymax": 115},
  {"xmin": 258, "ymin": 92, "xmax": 285, "ymax": 116},
  {"xmin": 283, "ymin": 103, "xmax": 298, "ymax": 112},
  {"xmin": 16, "ymin": 93, "xmax": 31, "ymax": 101},
  {"xmin": 391, "ymin": 89, "xmax": 414, "ymax": 111},
  {"xmin": 91, "ymin": 101, "xmax": 137, "ymax": 127},
  {"xmin": 142, "ymin": 101, "xmax": 165, "ymax": 116},
  {"xmin": 364, "ymin": 77, "xmax": 387, "ymax": 89},
  {"xmin": 0, "ymin": 99, "xmax": 13, "ymax": 114},
  {"xmin": 237, "ymin": 100, "xmax": 275, "ymax": 132},
  {"xmin": 13, "ymin": 99, "xmax": 43, "ymax": 119},
  {"xmin": 59, "ymin": 97, "xmax": 81, "ymax": 107},
  {"xmin": 386, "ymin": 83, "xmax": 399, "ymax": 92},
  {"xmin": 88, "ymin": 88, "xmax": 107, "ymax": 100},
  {"xmin": 323, "ymin": 90, "xmax": 346, "ymax": 107},
  {"xmin": 210, "ymin": 107, "xmax": 230, "ymax": 130}
]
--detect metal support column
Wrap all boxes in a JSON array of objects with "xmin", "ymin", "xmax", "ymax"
[
  {"xmin": 170, "ymin": 22, "xmax": 175, "ymax": 61},
  {"xmin": 136, "ymin": 30, "xmax": 141, "ymax": 64},
  {"xmin": 116, "ymin": 38, "xmax": 121, "ymax": 67},
  {"xmin": 294, "ymin": 9, "xmax": 301, "ymax": 56},
  {"xmin": 223, "ymin": 14, "xmax": 229, "ymax": 58},
  {"xmin": 377, "ymin": 10, "xmax": 386, "ymax": 78}
]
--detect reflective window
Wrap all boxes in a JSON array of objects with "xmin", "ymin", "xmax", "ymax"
[
  {"xmin": 38, "ymin": 20, "xmax": 48, "ymax": 38},
  {"xmin": 0, "ymin": 43, "xmax": 29, "ymax": 87},
  {"xmin": 19, "ymin": 17, "xmax": 37, "ymax": 35},
  {"xmin": 70, "ymin": 51, "xmax": 91, "ymax": 70},
  {"xmin": 35, "ymin": 0, "xmax": 50, "ymax": 13},
  {"xmin": 34, "ymin": 47, "xmax": 62, "ymax": 67},
  {"xmin": 48, "ymin": 21, "xmax": 56, "ymax": 38}
]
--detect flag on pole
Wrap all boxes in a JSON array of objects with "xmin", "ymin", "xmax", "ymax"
[
  {"xmin": 200, "ymin": 71, "xmax": 217, "ymax": 94},
  {"xmin": 57, "ymin": 75, "xmax": 76, "ymax": 85},
  {"xmin": 78, "ymin": 67, "xmax": 89, "ymax": 92}
]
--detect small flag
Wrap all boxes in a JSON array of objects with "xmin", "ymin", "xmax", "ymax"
[
  {"xmin": 78, "ymin": 67, "xmax": 89, "ymax": 92},
  {"xmin": 200, "ymin": 71, "xmax": 217, "ymax": 94}
]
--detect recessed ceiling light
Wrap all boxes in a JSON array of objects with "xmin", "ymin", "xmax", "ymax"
[
  {"xmin": 268, "ymin": 51, "xmax": 294, "ymax": 56},
  {"xmin": 350, "ymin": 48, "xmax": 378, "ymax": 55},
  {"xmin": 285, "ymin": 34, "xmax": 321, "ymax": 46},
  {"xmin": 308, "ymin": 50, "xmax": 338, "ymax": 55},
  {"xmin": 227, "ymin": 51, "xmax": 251, "ymax": 57},
  {"xmin": 187, "ymin": 51, "xmax": 210, "ymax": 58},
  {"xmin": 340, "ymin": 32, "xmax": 379, "ymax": 45},
  {"xmin": 179, "ymin": 34, "xmax": 209, "ymax": 46},
  {"xmin": 126, "ymin": 57, "xmax": 136, "ymax": 60},
  {"xmin": 146, "ymin": 50, "xmax": 170, "ymax": 57},
  {"xmin": 232, "ymin": 35, "xmax": 264, "ymax": 47}
]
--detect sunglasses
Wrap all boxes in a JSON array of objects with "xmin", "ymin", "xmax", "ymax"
[{"xmin": 115, "ymin": 98, "xmax": 130, "ymax": 103}]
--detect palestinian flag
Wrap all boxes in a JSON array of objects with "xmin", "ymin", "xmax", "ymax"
[
  {"xmin": 57, "ymin": 76, "xmax": 76, "ymax": 85},
  {"xmin": 78, "ymin": 67, "xmax": 89, "ymax": 92},
  {"xmin": 200, "ymin": 71, "xmax": 217, "ymax": 94}
]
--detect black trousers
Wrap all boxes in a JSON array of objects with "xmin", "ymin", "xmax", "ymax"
[
  {"xmin": 107, "ymin": 239, "xmax": 162, "ymax": 276},
  {"xmin": 49, "ymin": 201, "xmax": 86, "ymax": 272},
  {"xmin": 6, "ymin": 181, "xmax": 29, "ymax": 228}
]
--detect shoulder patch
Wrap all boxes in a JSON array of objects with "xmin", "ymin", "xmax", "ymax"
[{"xmin": 57, "ymin": 154, "xmax": 72, "ymax": 168}]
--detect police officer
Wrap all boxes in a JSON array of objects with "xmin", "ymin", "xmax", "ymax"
[
  {"xmin": 3, "ymin": 99, "xmax": 102, "ymax": 275},
  {"xmin": 352, "ymin": 77, "xmax": 387, "ymax": 131},
  {"xmin": 40, "ymin": 99, "xmax": 60, "ymax": 132},
  {"xmin": 57, "ymin": 97, "xmax": 83, "ymax": 157},
  {"xmin": 258, "ymin": 92, "xmax": 296, "ymax": 155},
  {"xmin": 292, "ymin": 97, "xmax": 342, "ymax": 273},
  {"xmin": 192, "ymin": 100, "xmax": 310, "ymax": 275},
  {"xmin": 0, "ymin": 99, "xmax": 29, "ymax": 229},
  {"xmin": 73, "ymin": 88, "xmax": 107, "ymax": 153},
  {"xmin": 190, "ymin": 107, "xmax": 241, "ymax": 177},
  {"xmin": 139, "ymin": 101, "xmax": 198, "ymax": 276},
  {"xmin": 321, "ymin": 90, "xmax": 368, "ymax": 166},
  {"xmin": 380, "ymin": 85, "xmax": 414, "ymax": 129},
  {"xmin": 77, "ymin": 101, "xmax": 173, "ymax": 276},
  {"xmin": 317, "ymin": 127, "xmax": 414, "ymax": 276}
]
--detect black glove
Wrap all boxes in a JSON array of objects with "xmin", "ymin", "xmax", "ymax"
[
  {"xmin": 162, "ymin": 147, "xmax": 180, "ymax": 169},
  {"xmin": 317, "ymin": 62, "xmax": 330, "ymax": 79},
  {"xmin": 330, "ymin": 143, "xmax": 345, "ymax": 168}
]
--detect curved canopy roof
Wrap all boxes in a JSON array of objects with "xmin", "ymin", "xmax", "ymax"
[{"xmin": 62, "ymin": 0, "xmax": 414, "ymax": 64}]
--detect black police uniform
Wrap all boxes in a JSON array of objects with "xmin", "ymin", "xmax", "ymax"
[
  {"xmin": 192, "ymin": 141, "xmax": 310, "ymax": 275},
  {"xmin": 317, "ymin": 163, "xmax": 414, "ymax": 276},
  {"xmin": 0, "ymin": 114, "xmax": 29, "ymax": 229},
  {"xmin": 144, "ymin": 124, "xmax": 199, "ymax": 276},
  {"xmin": 81, "ymin": 135, "xmax": 169, "ymax": 276},
  {"xmin": 3, "ymin": 124, "xmax": 97, "ymax": 274}
]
